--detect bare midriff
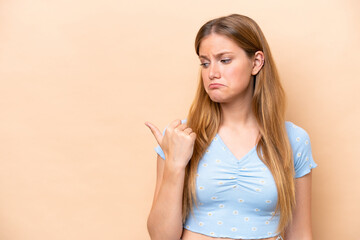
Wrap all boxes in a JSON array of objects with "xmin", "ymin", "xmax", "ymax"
[{"xmin": 181, "ymin": 229, "xmax": 279, "ymax": 240}]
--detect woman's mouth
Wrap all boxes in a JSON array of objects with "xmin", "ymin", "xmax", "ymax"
[{"xmin": 209, "ymin": 83, "xmax": 225, "ymax": 89}]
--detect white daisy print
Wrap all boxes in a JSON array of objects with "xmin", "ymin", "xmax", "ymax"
[
  {"xmin": 255, "ymin": 208, "xmax": 260, "ymax": 212},
  {"xmin": 233, "ymin": 210, "xmax": 239, "ymax": 215},
  {"xmin": 218, "ymin": 181, "xmax": 224, "ymax": 185},
  {"xmin": 206, "ymin": 149, "xmax": 210, "ymax": 153},
  {"xmin": 255, "ymin": 188, "xmax": 261, "ymax": 192},
  {"xmin": 217, "ymin": 221, "xmax": 223, "ymax": 225},
  {"xmin": 296, "ymin": 137, "xmax": 300, "ymax": 142},
  {"xmin": 208, "ymin": 212, "xmax": 213, "ymax": 216},
  {"xmin": 306, "ymin": 157, "xmax": 309, "ymax": 161},
  {"xmin": 297, "ymin": 152, "xmax": 301, "ymax": 157},
  {"xmin": 265, "ymin": 221, "xmax": 270, "ymax": 225},
  {"xmin": 231, "ymin": 227, "xmax": 237, "ymax": 232},
  {"xmin": 215, "ymin": 159, "xmax": 221, "ymax": 163},
  {"xmin": 186, "ymin": 225, "xmax": 190, "ymax": 229},
  {"xmin": 305, "ymin": 140, "xmax": 309, "ymax": 145},
  {"xmin": 252, "ymin": 227, "xmax": 257, "ymax": 231},
  {"xmin": 244, "ymin": 217, "xmax": 250, "ymax": 221},
  {"xmin": 199, "ymin": 222, "xmax": 204, "ymax": 226},
  {"xmin": 219, "ymin": 204, "xmax": 224, "ymax": 208},
  {"xmin": 210, "ymin": 232, "xmax": 215, "ymax": 236},
  {"xmin": 265, "ymin": 200, "xmax": 271, "ymax": 203},
  {"xmin": 202, "ymin": 163, "xmax": 208, "ymax": 167},
  {"xmin": 238, "ymin": 199, "xmax": 244, "ymax": 203},
  {"xmin": 260, "ymin": 180, "xmax": 265, "ymax": 184},
  {"xmin": 211, "ymin": 196, "xmax": 217, "ymax": 200},
  {"xmin": 199, "ymin": 186, "xmax": 204, "ymax": 190}
]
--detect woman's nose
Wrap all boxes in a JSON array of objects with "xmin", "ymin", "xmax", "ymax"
[{"xmin": 209, "ymin": 63, "xmax": 221, "ymax": 79}]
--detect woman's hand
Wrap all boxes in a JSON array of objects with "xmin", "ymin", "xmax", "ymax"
[{"xmin": 145, "ymin": 119, "xmax": 196, "ymax": 169}]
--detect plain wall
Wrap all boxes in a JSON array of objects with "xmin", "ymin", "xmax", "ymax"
[{"xmin": 0, "ymin": 0, "xmax": 359, "ymax": 239}]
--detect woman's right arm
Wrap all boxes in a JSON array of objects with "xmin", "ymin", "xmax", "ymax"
[
  {"xmin": 145, "ymin": 119, "xmax": 196, "ymax": 240},
  {"xmin": 147, "ymin": 154, "xmax": 186, "ymax": 240}
]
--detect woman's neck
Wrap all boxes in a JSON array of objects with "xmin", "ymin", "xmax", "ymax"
[{"xmin": 219, "ymin": 96, "xmax": 258, "ymax": 131}]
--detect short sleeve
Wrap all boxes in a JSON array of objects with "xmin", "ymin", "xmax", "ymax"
[
  {"xmin": 285, "ymin": 121, "xmax": 318, "ymax": 178},
  {"xmin": 154, "ymin": 119, "xmax": 187, "ymax": 161}
]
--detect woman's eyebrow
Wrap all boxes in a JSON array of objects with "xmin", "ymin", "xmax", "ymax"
[{"xmin": 199, "ymin": 51, "xmax": 234, "ymax": 60}]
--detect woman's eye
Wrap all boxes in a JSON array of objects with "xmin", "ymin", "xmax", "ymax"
[
  {"xmin": 200, "ymin": 62, "xmax": 210, "ymax": 68},
  {"xmin": 221, "ymin": 59, "xmax": 231, "ymax": 64}
]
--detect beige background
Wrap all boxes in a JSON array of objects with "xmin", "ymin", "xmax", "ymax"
[{"xmin": 0, "ymin": 0, "xmax": 359, "ymax": 239}]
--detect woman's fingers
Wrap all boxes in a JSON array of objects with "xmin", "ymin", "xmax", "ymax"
[
  {"xmin": 144, "ymin": 121, "xmax": 163, "ymax": 145},
  {"xmin": 183, "ymin": 127, "xmax": 193, "ymax": 135},
  {"xmin": 175, "ymin": 123, "xmax": 188, "ymax": 132},
  {"xmin": 145, "ymin": 119, "xmax": 186, "ymax": 145},
  {"xmin": 146, "ymin": 119, "xmax": 196, "ymax": 168},
  {"xmin": 189, "ymin": 132, "xmax": 196, "ymax": 139}
]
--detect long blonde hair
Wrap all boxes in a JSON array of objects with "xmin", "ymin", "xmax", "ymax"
[{"xmin": 183, "ymin": 14, "xmax": 295, "ymax": 235}]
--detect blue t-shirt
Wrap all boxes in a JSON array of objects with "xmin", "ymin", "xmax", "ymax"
[{"xmin": 154, "ymin": 119, "xmax": 318, "ymax": 239}]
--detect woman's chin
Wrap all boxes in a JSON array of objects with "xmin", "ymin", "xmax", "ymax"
[{"xmin": 208, "ymin": 95, "xmax": 228, "ymax": 103}]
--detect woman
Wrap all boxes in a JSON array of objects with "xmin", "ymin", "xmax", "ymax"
[{"xmin": 145, "ymin": 14, "xmax": 318, "ymax": 240}]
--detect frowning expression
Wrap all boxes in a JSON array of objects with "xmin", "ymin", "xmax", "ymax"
[{"xmin": 198, "ymin": 33, "xmax": 255, "ymax": 103}]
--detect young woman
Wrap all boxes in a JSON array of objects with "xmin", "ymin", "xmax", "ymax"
[{"xmin": 145, "ymin": 14, "xmax": 318, "ymax": 240}]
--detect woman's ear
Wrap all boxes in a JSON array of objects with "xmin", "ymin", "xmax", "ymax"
[{"xmin": 251, "ymin": 51, "xmax": 265, "ymax": 76}]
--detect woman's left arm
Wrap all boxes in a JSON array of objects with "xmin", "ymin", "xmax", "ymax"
[{"xmin": 284, "ymin": 172, "xmax": 313, "ymax": 240}]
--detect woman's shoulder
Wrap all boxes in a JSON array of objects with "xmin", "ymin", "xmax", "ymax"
[
  {"xmin": 284, "ymin": 120, "xmax": 312, "ymax": 145},
  {"xmin": 285, "ymin": 121, "xmax": 318, "ymax": 178}
]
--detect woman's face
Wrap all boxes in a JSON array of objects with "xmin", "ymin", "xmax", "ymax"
[{"xmin": 198, "ymin": 33, "xmax": 255, "ymax": 103}]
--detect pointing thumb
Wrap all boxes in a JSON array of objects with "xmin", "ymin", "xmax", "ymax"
[{"xmin": 145, "ymin": 121, "xmax": 163, "ymax": 146}]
